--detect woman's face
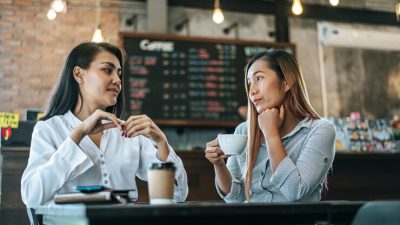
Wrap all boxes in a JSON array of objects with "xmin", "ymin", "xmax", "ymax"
[
  {"xmin": 247, "ymin": 59, "xmax": 287, "ymax": 114},
  {"xmin": 79, "ymin": 51, "xmax": 122, "ymax": 110}
]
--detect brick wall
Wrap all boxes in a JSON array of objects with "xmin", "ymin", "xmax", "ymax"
[{"xmin": 0, "ymin": 0, "xmax": 120, "ymax": 117}]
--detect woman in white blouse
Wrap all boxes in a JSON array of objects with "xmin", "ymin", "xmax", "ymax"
[{"xmin": 21, "ymin": 42, "xmax": 188, "ymax": 207}]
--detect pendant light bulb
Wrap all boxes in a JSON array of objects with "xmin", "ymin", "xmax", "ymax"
[
  {"xmin": 212, "ymin": 0, "xmax": 224, "ymax": 24},
  {"xmin": 292, "ymin": 0, "xmax": 303, "ymax": 15},
  {"xmin": 92, "ymin": 26, "xmax": 104, "ymax": 43},
  {"xmin": 47, "ymin": 8, "xmax": 57, "ymax": 20},
  {"xmin": 92, "ymin": 0, "xmax": 104, "ymax": 43},
  {"xmin": 213, "ymin": 8, "xmax": 224, "ymax": 24},
  {"xmin": 51, "ymin": 0, "xmax": 66, "ymax": 13},
  {"xmin": 396, "ymin": 2, "xmax": 400, "ymax": 22},
  {"xmin": 329, "ymin": 0, "xmax": 339, "ymax": 7}
]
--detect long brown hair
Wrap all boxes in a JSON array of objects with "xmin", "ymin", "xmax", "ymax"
[
  {"xmin": 41, "ymin": 42, "xmax": 125, "ymax": 121},
  {"xmin": 244, "ymin": 50, "xmax": 320, "ymax": 201}
]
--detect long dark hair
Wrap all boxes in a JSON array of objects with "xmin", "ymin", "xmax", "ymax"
[
  {"xmin": 243, "ymin": 50, "xmax": 320, "ymax": 201},
  {"xmin": 41, "ymin": 42, "xmax": 125, "ymax": 121}
]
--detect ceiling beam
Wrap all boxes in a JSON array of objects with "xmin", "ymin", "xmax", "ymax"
[
  {"xmin": 169, "ymin": 0, "xmax": 277, "ymax": 14},
  {"xmin": 168, "ymin": 0, "xmax": 399, "ymax": 26}
]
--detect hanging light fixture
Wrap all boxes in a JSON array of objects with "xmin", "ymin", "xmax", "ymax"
[
  {"xmin": 212, "ymin": 0, "xmax": 224, "ymax": 24},
  {"xmin": 292, "ymin": 0, "xmax": 303, "ymax": 15},
  {"xmin": 47, "ymin": 8, "xmax": 57, "ymax": 20},
  {"xmin": 51, "ymin": 0, "xmax": 67, "ymax": 13},
  {"xmin": 46, "ymin": 0, "xmax": 67, "ymax": 21},
  {"xmin": 396, "ymin": 2, "xmax": 400, "ymax": 22},
  {"xmin": 92, "ymin": 0, "xmax": 104, "ymax": 43},
  {"xmin": 92, "ymin": 26, "xmax": 104, "ymax": 43},
  {"xmin": 329, "ymin": 0, "xmax": 339, "ymax": 7}
]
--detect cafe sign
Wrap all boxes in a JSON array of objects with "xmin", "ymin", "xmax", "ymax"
[
  {"xmin": 0, "ymin": 112, "xmax": 19, "ymax": 128},
  {"xmin": 0, "ymin": 112, "xmax": 19, "ymax": 143}
]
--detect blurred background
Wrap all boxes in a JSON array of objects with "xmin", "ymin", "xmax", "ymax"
[{"xmin": 1, "ymin": 1, "xmax": 400, "ymax": 224}]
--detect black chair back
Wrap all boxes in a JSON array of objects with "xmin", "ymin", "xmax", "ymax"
[{"xmin": 352, "ymin": 201, "xmax": 400, "ymax": 225}]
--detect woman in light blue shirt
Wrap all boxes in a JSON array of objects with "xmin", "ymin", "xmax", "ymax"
[{"xmin": 205, "ymin": 50, "xmax": 335, "ymax": 203}]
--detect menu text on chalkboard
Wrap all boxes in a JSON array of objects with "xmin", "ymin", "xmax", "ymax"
[{"xmin": 121, "ymin": 33, "xmax": 295, "ymax": 127}]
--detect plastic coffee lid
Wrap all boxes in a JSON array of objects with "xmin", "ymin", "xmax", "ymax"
[{"xmin": 149, "ymin": 162, "xmax": 176, "ymax": 171}]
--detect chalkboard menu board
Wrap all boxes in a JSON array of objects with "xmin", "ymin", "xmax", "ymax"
[{"xmin": 121, "ymin": 33, "xmax": 295, "ymax": 127}]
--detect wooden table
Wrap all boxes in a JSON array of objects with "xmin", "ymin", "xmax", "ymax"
[
  {"xmin": 35, "ymin": 201, "xmax": 365, "ymax": 225},
  {"xmin": 2, "ymin": 147, "xmax": 399, "ymax": 225}
]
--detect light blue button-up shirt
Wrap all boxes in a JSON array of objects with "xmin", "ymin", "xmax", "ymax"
[{"xmin": 216, "ymin": 117, "xmax": 336, "ymax": 203}]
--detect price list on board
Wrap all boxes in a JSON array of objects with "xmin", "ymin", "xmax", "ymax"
[{"xmin": 123, "ymin": 34, "xmax": 294, "ymax": 126}]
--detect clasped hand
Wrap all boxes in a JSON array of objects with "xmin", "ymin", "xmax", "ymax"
[
  {"xmin": 77, "ymin": 109, "xmax": 166, "ymax": 143},
  {"xmin": 258, "ymin": 105, "xmax": 285, "ymax": 139}
]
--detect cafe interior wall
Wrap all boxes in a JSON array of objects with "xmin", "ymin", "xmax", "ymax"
[
  {"xmin": 1, "ymin": 0, "xmax": 399, "ymax": 150},
  {"xmin": 323, "ymin": 44, "xmax": 400, "ymax": 119},
  {"xmin": 291, "ymin": 19, "xmax": 400, "ymax": 119},
  {"xmin": 144, "ymin": 6, "xmax": 400, "ymax": 150},
  {"xmin": 123, "ymin": 6, "xmax": 331, "ymax": 150}
]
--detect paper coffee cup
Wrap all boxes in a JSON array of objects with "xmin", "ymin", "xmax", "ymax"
[{"xmin": 147, "ymin": 162, "xmax": 176, "ymax": 205}]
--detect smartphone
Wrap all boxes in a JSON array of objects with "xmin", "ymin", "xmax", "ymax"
[{"xmin": 75, "ymin": 185, "xmax": 107, "ymax": 193}]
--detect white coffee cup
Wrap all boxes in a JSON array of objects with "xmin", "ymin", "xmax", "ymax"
[{"xmin": 217, "ymin": 134, "xmax": 247, "ymax": 156}]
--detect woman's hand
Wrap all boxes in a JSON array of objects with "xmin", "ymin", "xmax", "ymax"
[
  {"xmin": 258, "ymin": 105, "xmax": 288, "ymax": 174},
  {"xmin": 205, "ymin": 139, "xmax": 227, "ymax": 166},
  {"xmin": 122, "ymin": 114, "xmax": 166, "ymax": 144},
  {"xmin": 71, "ymin": 109, "xmax": 124, "ymax": 143},
  {"xmin": 205, "ymin": 138, "xmax": 232, "ymax": 194},
  {"xmin": 258, "ymin": 104, "xmax": 285, "ymax": 139},
  {"xmin": 123, "ymin": 114, "xmax": 170, "ymax": 161}
]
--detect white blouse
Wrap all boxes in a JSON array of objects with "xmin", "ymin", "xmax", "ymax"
[{"xmin": 21, "ymin": 111, "xmax": 188, "ymax": 207}]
